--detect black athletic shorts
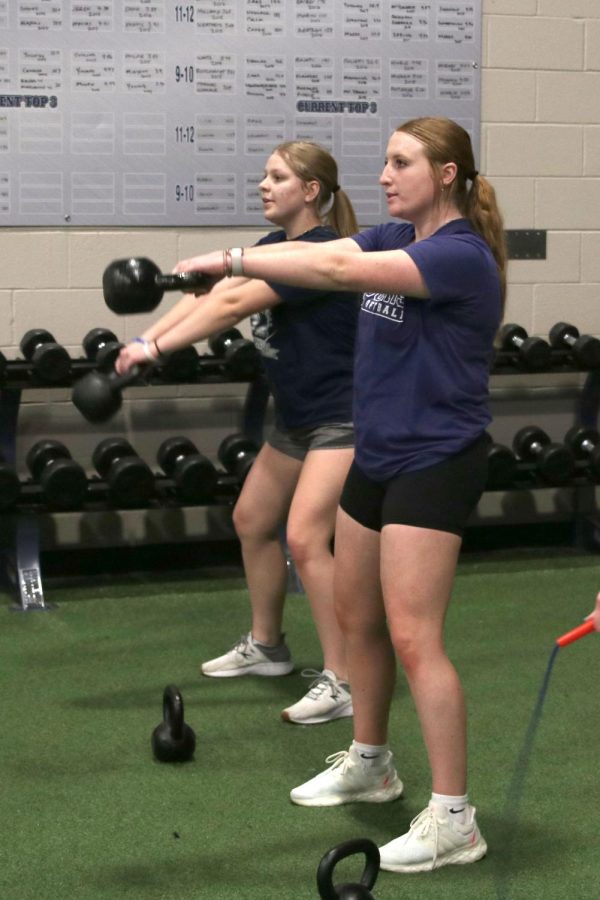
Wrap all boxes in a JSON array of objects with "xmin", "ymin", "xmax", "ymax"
[{"xmin": 340, "ymin": 433, "xmax": 489, "ymax": 537}]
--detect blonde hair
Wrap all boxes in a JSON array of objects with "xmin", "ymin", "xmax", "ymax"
[
  {"xmin": 273, "ymin": 141, "xmax": 359, "ymax": 238},
  {"xmin": 397, "ymin": 117, "xmax": 507, "ymax": 309}
]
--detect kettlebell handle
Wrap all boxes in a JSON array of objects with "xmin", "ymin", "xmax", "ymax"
[
  {"xmin": 317, "ymin": 838, "xmax": 380, "ymax": 899},
  {"xmin": 163, "ymin": 684, "xmax": 184, "ymax": 741}
]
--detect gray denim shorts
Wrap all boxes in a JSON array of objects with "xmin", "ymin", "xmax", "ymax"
[{"xmin": 267, "ymin": 421, "xmax": 354, "ymax": 462}]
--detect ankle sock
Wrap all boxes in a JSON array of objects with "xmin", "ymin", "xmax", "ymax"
[
  {"xmin": 322, "ymin": 668, "xmax": 349, "ymax": 686},
  {"xmin": 252, "ymin": 634, "xmax": 289, "ymax": 660},
  {"xmin": 352, "ymin": 740, "xmax": 389, "ymax": 766},
  {"xmin": 431, "ymin": 792, "xmax": 470, "ymax": 825}
]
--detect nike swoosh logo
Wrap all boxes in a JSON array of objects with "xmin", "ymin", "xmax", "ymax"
[
  {"xmin": 449, "ymin": 807, "xmax": 466, "ymax": 814},
  {"xmin": 359, "ymin": 753, "xmax": 380, "ymax": 759}
]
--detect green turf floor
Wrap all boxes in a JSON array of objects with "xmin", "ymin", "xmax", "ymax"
[{"xmin": 1, "ymin": 550, "xmax": 600, "ymax": 899}]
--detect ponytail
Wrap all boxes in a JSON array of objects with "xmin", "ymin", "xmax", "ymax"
[
  {"xmin": 325, "ymin": 187, "xmax": 359, "ymax": 238},
  {"xmin": 465, "ymin": 175, "xmax": 507, "ymax": 313}
]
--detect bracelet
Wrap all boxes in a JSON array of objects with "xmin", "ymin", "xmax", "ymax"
[
  {"xmin": 153, "ymin": 338, "xmax": 165, "ymax": 360},
  {"xmin": 133, "ymin": 336, "xmax": 158, "ymax": 363},
  {"xmin": 230, "ymin": 247, "xmax": 244, "ymax": 276},
  {"xmin": 223, "ymin": 248, "xmax": 232, "ymax": 277}
]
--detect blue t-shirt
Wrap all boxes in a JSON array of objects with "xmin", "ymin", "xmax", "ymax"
[
  {"xmin": 351, "ymin": 219, "xmax": 502, "ymax": 480},
  {"xmin": 252, "ymin": 226, "xmax": 359, "ymax": 430}
]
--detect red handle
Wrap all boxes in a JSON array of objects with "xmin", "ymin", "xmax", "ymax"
[{"xmin": 556, "ymin": 619, "xmax": 595, "ymax": 647}]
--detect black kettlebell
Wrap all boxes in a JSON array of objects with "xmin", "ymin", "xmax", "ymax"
[
  {"xmin": 103, "ymin": 257, "xmax": 216, "ymax": 314},
  {"xmin": 71, "ymin": 365, "xmax": 144, "ymax": 423},
  {"xmin": 151, "ymin": 685, "xmax": 196, "ymax": 763},
  {"xmin": 317, "ymin": 838, "xmax": 380, "ymax": 899}
]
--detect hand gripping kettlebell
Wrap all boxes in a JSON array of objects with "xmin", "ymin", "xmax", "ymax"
[
  {"xmin": 151, "ymin": 685, "xmax": 196, "ymax": 763},
  {"xmin": 317, "ymin": 837, "xmax": 380, "ymax": 899}
]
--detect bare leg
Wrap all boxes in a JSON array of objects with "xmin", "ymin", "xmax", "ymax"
[
  {"xmin": 333, "ymin": 507, "xmax": 396, "ymax": 743},
  {"xmin": 232, "ymin": 443, "xmax": 302, "ymax": 645},
  {"xmin": 381, "ymin": 524, "xmax": 465, "ymax": 795},
  {"xmin": 286, "ymin": 448, "xmax": 353, "ymax": 678}
]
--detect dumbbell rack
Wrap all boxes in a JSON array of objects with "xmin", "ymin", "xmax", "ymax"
[
  {"xmin": 490, "ymin": 350, "xmax": 600, "ymax": 439},
  {"xmin": 0, "ymin": 360, "xmax": 270, "ymax": 612},
  {"xmin": 3, "ymin": 337, "xmax": 600, "ymax": 611},
  {"xmin": 485, "ymin": 347, "xmax": 600, "ymax": 553}
]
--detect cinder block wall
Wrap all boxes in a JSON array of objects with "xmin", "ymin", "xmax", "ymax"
[
  {"xmin": 1, "ymin": 0, "xmax": 599, "ymax": 543},
  {"xmin": 484, "ymin": 0, "xmax": 600, "ymax": 333}
]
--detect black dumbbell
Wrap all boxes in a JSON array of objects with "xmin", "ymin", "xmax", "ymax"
[
  {"xmin": 218, "ymin": 433, "xmax": 259, "ymax": 482},
  {"xmin": 487, "ymin": 441, "xmax": 518, "ymax": 489},
  {"xmin": 155, "ymin": 346, "xmax": 199, "ymax": 382},
  {"xmin": 512, "ymin": 426, "xmax": 575, "ymax": 485},
  {"xmin": 497, "ymin": 324, "xmax": 552, "ymax": 371},
  {"xmin": 549, "ymin": 321, "xmax": 600, "ymax": 369},
  {"xmin": 0, "ymin": 450, "xmax": 21, "ymax": 510},
  {"xmin": 157, "ymin": 436, "xmax": 218, "ymax": 503},
  {"xmin": 25, "ymin": 440, "xmax": 88, "ymax": 510},
  {"xmin": 102, "ymin": 257, "xmax": 217, "ymax": 314},
  {"xmin": 82, "ymin": 327, "xmax": 123, "ymax": 371},
  {"xmin": 208, "ymin": 328, "xmax": 261, "ymax": 379},
  {"xmin": 72, "ymin": 365, "xmax": 145, "ymax": 423},
  {"xmin": 92, "ymin": 437, "xmax": 155, "ymax": 507},
  {"xmin": 564, "ymin": 426, "xmax": 600, "ymax": 481},
  {"xmin": 20, "ymin": 329, "xmax": 71, "ymax": 383}
]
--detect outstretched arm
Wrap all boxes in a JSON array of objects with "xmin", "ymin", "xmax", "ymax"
[
  {"xmin": 115, "ymin": 278, "xmax": 280, "ymax": 374},
  {"xmin": 137, "ymin": 272, "xmax": 250, "ymax": 344},
  {"xmin": 175, "ymin": 236, "xmax": 428, "ymax": 298}
]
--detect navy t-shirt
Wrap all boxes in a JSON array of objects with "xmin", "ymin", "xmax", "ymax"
[
  {"xmin": 351, "ymin": 219, "xmax": 502, "ymax": 480},
  {"xmin": 252, "ymin": 226, "xmax": 359, "ymax": 430}
]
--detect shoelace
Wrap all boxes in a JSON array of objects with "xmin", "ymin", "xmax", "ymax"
[
  {"xmin": 323, "ymin": 750, "xmax": 350, "ymax": 773},
  {"xmin": 409, "ymin": 806, "xmax": 440, "ymax": 869},
  {"xmin": 232, "ymin": 634, "xmax": 253, "ymax": 659},
  {"xmin": 300, "ymin": 668, "xmax": 341, "ymax": 700}
]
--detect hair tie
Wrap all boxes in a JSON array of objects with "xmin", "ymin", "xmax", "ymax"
[
  {"xmin": 332, "ymin": 184, "xmax": 340, "ymax": 193},
  {"xmin": 470, "ymin": 170, "xmax": 479, "ymax": 180}
]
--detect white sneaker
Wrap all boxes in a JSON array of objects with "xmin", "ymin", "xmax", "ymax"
[
  {"xmin": 281, "ymin": 669, "xmax": 353, "ymax": 724},
  {"xmin": 290, "ymin": 745, "xmax": 403, "ymax": 807},
  {"xmin": 201, "ymin": 632, "xmax": 294, "ymax": 678},
  {"xmin": 378, "ymin": 802, "xmax": 487, "ymax": 873}
]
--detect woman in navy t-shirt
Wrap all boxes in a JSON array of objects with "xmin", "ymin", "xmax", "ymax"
[
  {"xmin": 174, "ymin": 118, "xmax": 507, "ymax": 875},
  {"xmin": 117, "ymin": 142, "xmax": 360, "ymax": 727}
]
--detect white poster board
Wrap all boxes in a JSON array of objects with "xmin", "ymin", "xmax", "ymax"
[{"xmin": 0, "ymin": 1, "xmax": 481, "ymax": 226}]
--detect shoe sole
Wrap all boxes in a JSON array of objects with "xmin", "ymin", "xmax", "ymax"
[
  {"xmin": 201, "ymin": 661, "xmax": 294, "ymax": 678},
  {"xmin": 290, "ymin": 775, "xmax": 403, "ymax": 807},
  {"xmin": 281, "ymin": 701, "xmax": 354, "ymax": 725},
  {"xmin": 379, "ymin": 836, "xmax": 487, "ymax": 873}
]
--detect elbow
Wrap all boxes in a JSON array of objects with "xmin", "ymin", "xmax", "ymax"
[
  {"xmin": 328, "ymin": 255, "xmax": 359, "ymax": 292},
  {"xmin": 219, "ymin": 293, "xmax": 248, "ymax": 329}
]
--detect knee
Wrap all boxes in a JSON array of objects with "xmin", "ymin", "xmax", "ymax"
[
  {"xmin": 334, "ymin": 597, "xmax": 388, "ymax": 642},
  {"xmin": 387, "ymin": 623, "xmax": 434, "ymax": 677},
  {"xmin": 286, "ymin": 523, "xmax": 331, "ymax": 569},
  {"xmin": 285, "ymin": 529, "xmax": 310, "ymax": 568},
  {"xmin": 232, "ymin": 497, "xmax": 266, "ymax": 541}
]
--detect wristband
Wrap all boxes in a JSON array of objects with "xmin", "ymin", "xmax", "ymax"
[
  {"xmin": 133, "ymin": 336, "xmax": 158, "ymax": 362},
  {"xmin": 229, "ymin": 247, "xmax": 244, "ymax": 276}
]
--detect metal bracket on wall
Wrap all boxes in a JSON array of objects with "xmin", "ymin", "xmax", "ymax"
[{"xmin": 505, "ymin": 229, "xmax": 546, "ymax": 260}]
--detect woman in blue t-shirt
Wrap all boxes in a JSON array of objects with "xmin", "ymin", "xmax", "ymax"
[
  {"xmin": 117, "ymin": 142, "xmax": 360, "ymax": 726},
  {"xmin": 172, "ymin": 118, "xmax": 507, "ymax": 874}
]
